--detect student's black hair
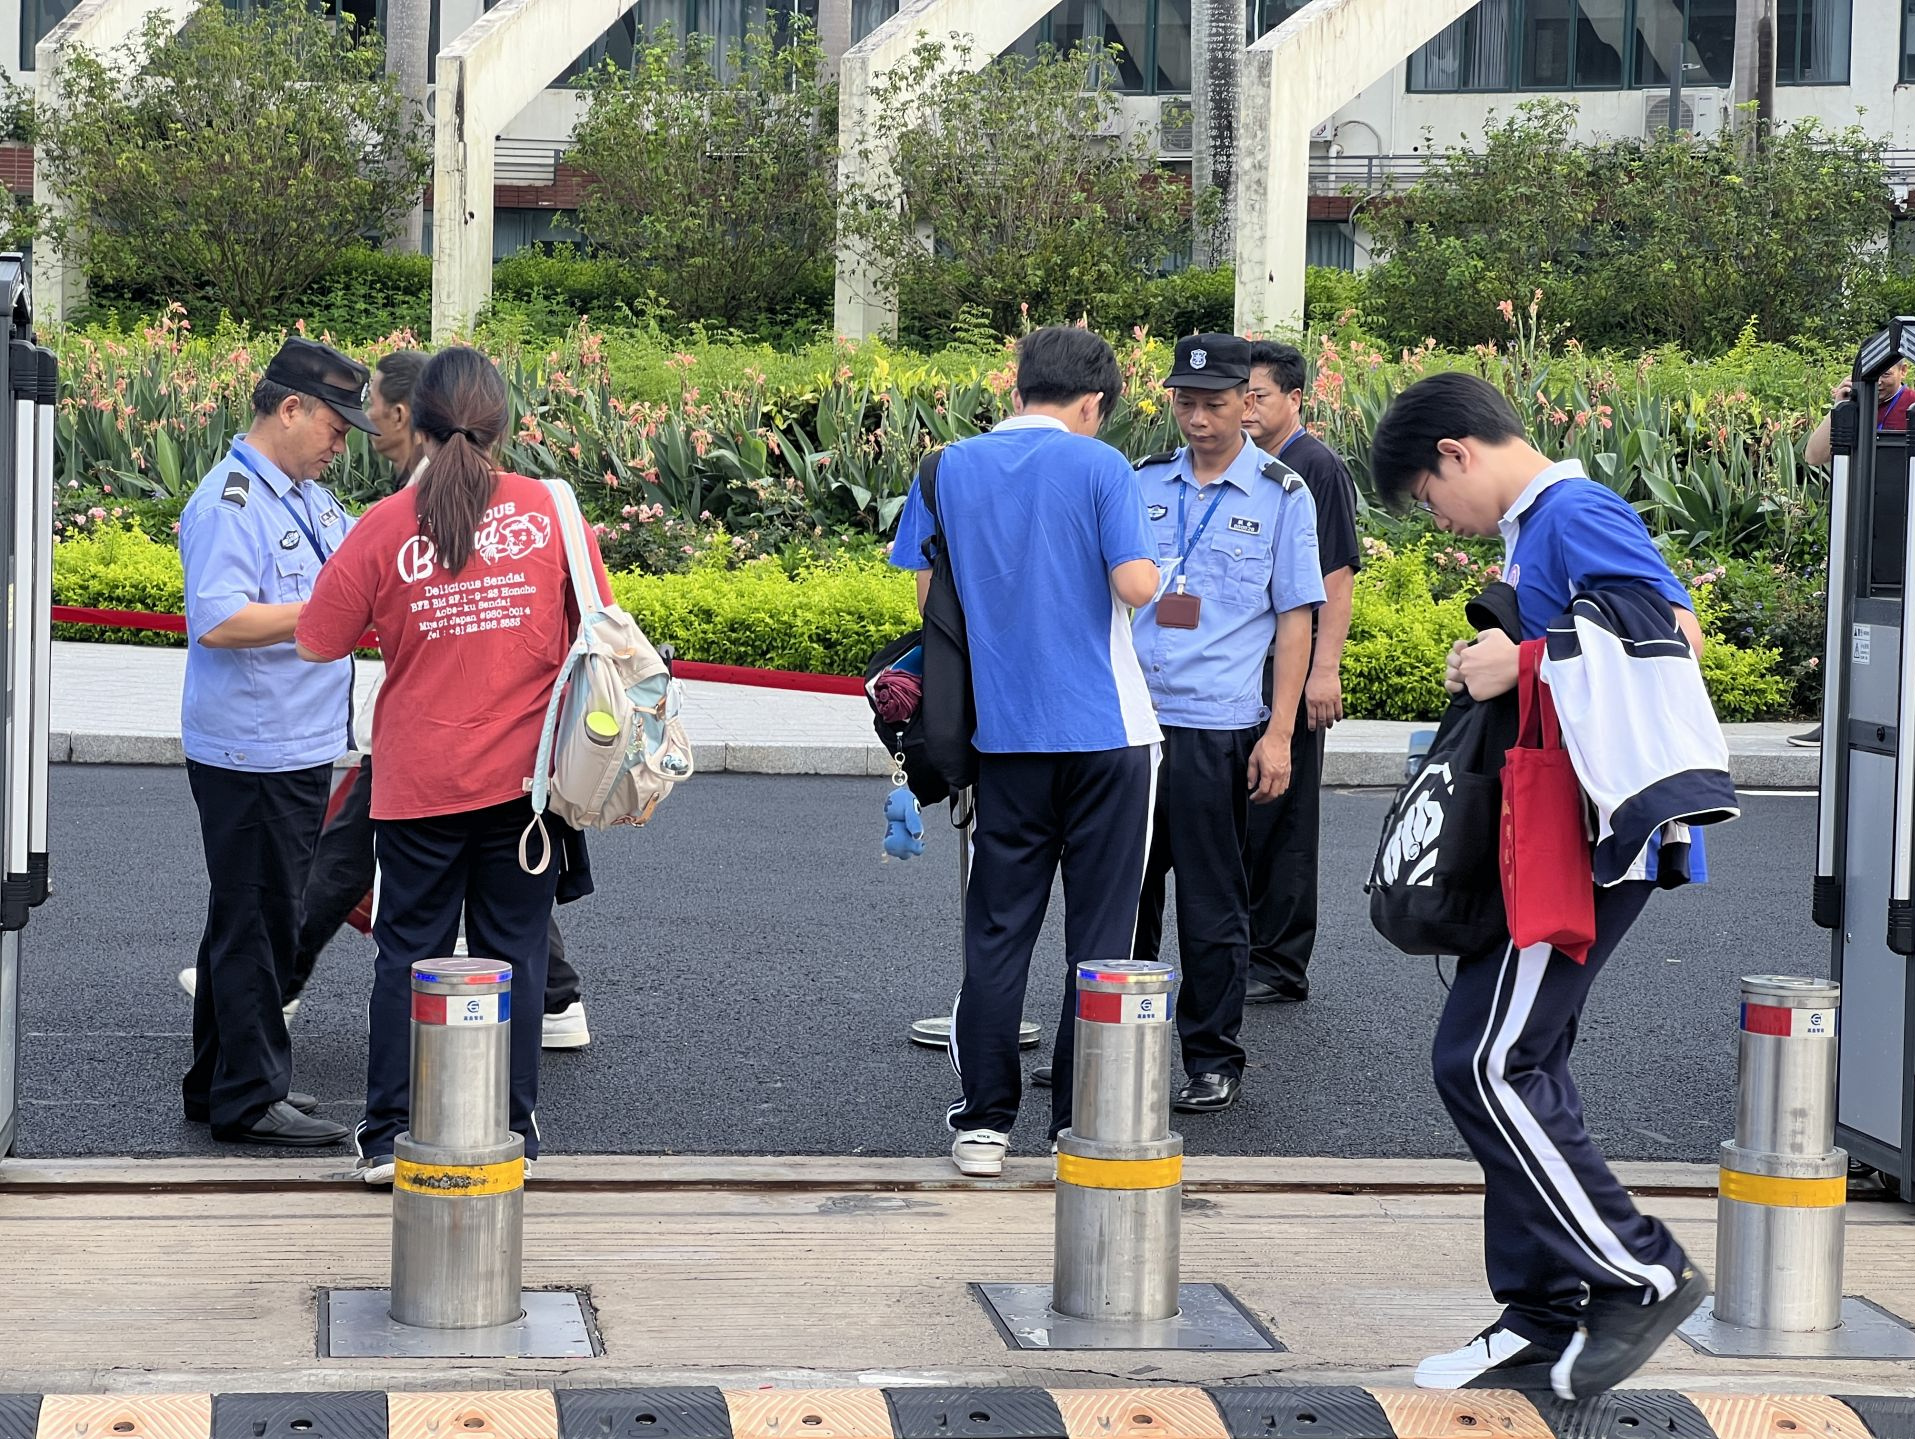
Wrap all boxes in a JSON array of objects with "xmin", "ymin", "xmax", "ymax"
[
  {"xmin": 1248, "ymin": 340, "xmax": 1305, "ymax": 395},
  {"xmin": 1014, "ymin": 325, "xmax": 1124, "ymax": 421},
  {"xmin": 1370, "ymin": 372, "xmax": 1525, "ymax": 506}
]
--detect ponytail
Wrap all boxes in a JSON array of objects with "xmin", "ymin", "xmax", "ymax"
[{"xmin": 410, "ymin": 346, "xmax": 509, "ymax": 576}]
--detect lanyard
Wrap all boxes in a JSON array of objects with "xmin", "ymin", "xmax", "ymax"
[
  {"xmin": 1154, "ymin": 480, "xmax": 1228, "ymax": 602},
  {"xmin": 1882, "ymin": 387, "xmax": 1910, "ymax": 429},
  {"xmin": 1277, "ymin": 427, "xmax": 1306, "ymax": 459},
  {"xmin": 230, "ymin": 446, "xmax": 329, "ymax": 562}
]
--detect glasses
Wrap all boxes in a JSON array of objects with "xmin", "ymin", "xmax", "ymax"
[{"xmin": 1409, "ymin": 476, "xmax": 1438, "ymax": 516}]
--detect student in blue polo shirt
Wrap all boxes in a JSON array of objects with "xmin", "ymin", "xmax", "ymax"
[
  {"xmin": 1369, "ymin": 373, "xmax": 1707, "ymax": 1401},
  {"xmin": 890, "ymin": 326, "xmax": 1163, "ymax": 1179},
  {"xmin": 1130, "ymin": 334, "xmax": 1325, "ymax": 1115}
]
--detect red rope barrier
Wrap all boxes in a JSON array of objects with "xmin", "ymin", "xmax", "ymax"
[{"xmin": 51, "ymin": 605, "xmax": 870, "ymax": 698}]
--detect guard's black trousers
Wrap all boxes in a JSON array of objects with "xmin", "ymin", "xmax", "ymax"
[
  {"xmin": 183, "ymin": 759, "xmax": 331, "ymax": 1131},
  {"xmin": 361, "ymin": 797, "xmax": 560, "ymax": 1163},
  {"xmin": 947, "ymin": 746, "xmax": 1157, "ymax": 1141},
  {"xmin": 1134, "ymin": 725, "xmax": 1258, "ymax": 1081},
  {"xmin": 1244, "ymin": 666, "xmax": 1324, "ymax": 994},
  {"xmin": 1433, "ymin": 881, "xmax": 1690, "ymax": 1346},
  {"xmin": 291, "ymin": 756, "xmax": 578, "ymax": 1012}
]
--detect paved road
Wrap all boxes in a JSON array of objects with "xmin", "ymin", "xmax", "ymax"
[{"xmin": 12, "ymin": 767, "xmax": 1824, "ymax": 1162}]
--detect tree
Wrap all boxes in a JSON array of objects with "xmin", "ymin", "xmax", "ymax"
[
  {"xmin": 34, "ymin": 1, "xmax": 430, "ymax": 319},
  {"xmin": 838, "ymin": 38, "xmax": 1194, "ymax": 342},
  {"xmin": 569, "ymin": 22, "xmax": 839, "ymax": 331}
]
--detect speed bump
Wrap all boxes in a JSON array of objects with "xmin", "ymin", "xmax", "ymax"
[
  {"xmin": 722, "ymin": 1390, "xmax": 893, "ymax": 1439},
  {"xmin": 0, "ymin": 1397, "xmax": 40, "ymax": 1439},
  {"xmin": 1683, "ymin": 1397, "xmax": 1873, "ymax": 1439},
  {"xmin": 1534, "ymin": 1393, "xmax": 1717, "ymax": 1439},
  {"xmin": 1367, "ymin": 1391, "xmax": 1551, "ymax": 1439},
  {"xmin": 1834, "ymin": 1400, "xmax": 1915, "ymax": 1439},
  {"xmin": 1051, "ymin": 1389, "xmax": 1228, "ymax": 1439},
  {"xmin": 212, "ymin": 1394, "xmax": 387, "ymax": 1439},
  {"xmin": 556, "ymin": 1391, "xmax": 733, "ymax": 1439},
  {"xmin": 1207, "ymin": 1388, "xmax": 1393, "ymax": 1439},
  {"xmin": 36, "ymin": 1396, "xmax": 212, "ymax": 1439},
  {"xmin": 384, "ymin": 1393, "xmax": 559, "ymax": 1439},
  {"xmin": 885, "ymin": 1390, "xmax": 1067, "ymax": 1439}
]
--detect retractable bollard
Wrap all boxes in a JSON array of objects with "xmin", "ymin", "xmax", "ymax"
[
  {"xmin": 1715, "ymin": 975, "xmax": 1844, "ymax": 1332},
  {"xmin": 389, "ymin": 958, "xmax": 524, "ymax": 1330},
  {"xmin": 1053, "ymin": 961, "xmax": 1182, "ymax": 1323}
]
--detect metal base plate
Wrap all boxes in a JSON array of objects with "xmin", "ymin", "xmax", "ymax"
[
  {"xmin": 973, "ymin": 1282, "xmax": 1281, "ymax": 1351},
  {"xmin": 320, "ymin": 1288, "xmax": 600, "ymax": 1358},
  {"xmin": 1678, "ymin": 1296, "xmax": 1915, "ymax": 1359},
  {"xmin": 911, "ymin": 1017, "xmax": 1041, "ymax": 1049}
]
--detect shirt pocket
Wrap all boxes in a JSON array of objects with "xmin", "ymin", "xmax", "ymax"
[
  {"xmin": 1202, "ymin": 529, "xmax": 1274, "ymax": 610},
  {"xmin": 273, "ymin": 550, "xmax": 318, "ymax": 602}
]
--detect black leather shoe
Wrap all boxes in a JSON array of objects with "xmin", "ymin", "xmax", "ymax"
[
  {"xmin": 1031, "ymin": 1065, "xmax": 1053, "ymax": 1088},
  {"xmin": 185, "ymin": 1091, "xmax": 318, "ymax": 1125},
  {"xmin": 1245, "ymin": 979, "xmax": 1309, "ymax": 1004},
  {"xmin": 1173, "ymin": 1073, "xmax": 1242, "ymax": 1112},
  {"xmin": 212, "ymin": 1100, "xmax": 349, "ymax": 1148}
]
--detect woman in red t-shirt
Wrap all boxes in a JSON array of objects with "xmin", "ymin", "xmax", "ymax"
[{"xmin": 296, "ymin": 346, "xmax": 609, "ymax": 1182}]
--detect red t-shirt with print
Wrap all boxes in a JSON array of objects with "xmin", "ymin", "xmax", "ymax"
[{"xmin": 297, "ymin": 472, "xmax": 612, "ymax": 821}]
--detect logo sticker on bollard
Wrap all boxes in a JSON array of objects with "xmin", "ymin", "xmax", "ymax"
[
  {"xmin": 1741, "ymin": 1001, "xmax": 1838, "ymax": 1039},
  {"xmin": 1079, "ymin": 990, "xmax": 1172, "ymax": 1024},
  {"xmin": 413, "ymin": 990, "xmax": 512, "ymax": 1025}
]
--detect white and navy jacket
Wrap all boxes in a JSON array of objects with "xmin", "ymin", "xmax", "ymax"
[{"xmin": 1540, "ymin": 587, "xmax": 1740, "ymax": 885}]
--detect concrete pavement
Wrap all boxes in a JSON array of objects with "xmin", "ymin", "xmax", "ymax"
[{"xmin": 48, "ymin": 642, "xmax": 1820, "ymax": 786}]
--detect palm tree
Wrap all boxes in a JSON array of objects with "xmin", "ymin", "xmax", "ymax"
[
  {"xmin": 1192, "ymin": 0, "xmax": 1245, "ymax": 269},
  {"xmin": 387, "ymin": 0, "xmax": 432, "ymax": 253}
]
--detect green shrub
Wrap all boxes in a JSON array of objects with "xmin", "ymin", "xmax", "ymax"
[
  {"xmin": 1343, "ymin": 540, "xmax": 1476, "ymax": 721},
  {"xmin": 52, "ymin": 522, "xmax": 186, "ymax": 646},
  {"xmin": 1132, "ymin": 266, "xmax": 1236, "ymax": 338},
  {"xmin": 1304, "ymin": 266, "xmax": 1375, "ymax": 335},
  {"xmin": 1699, "ymin": 639, "xmax": 1792, "ymax": 723}
]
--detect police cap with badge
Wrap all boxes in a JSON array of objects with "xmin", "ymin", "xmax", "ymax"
[{"xmin": 264, "ymin": 338, "xmax": 378, "ymax": 435}]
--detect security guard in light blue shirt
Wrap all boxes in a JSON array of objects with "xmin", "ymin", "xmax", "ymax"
[
  {"xmin": 175, "ymin": 337, "xmax": 373, "ymax": 1150},
  {"xmin": 1130, "ymin": 334, "xmax": 1325, "ymax": 1115}
]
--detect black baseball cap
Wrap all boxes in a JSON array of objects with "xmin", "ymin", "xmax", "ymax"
[
  {"xmin": 1163, "ymin": 333, "xmax": 1252, "ymax": 391},
  {"xmin": 262, "ymin": 337, "xmax": 376, "ymax": 434}
]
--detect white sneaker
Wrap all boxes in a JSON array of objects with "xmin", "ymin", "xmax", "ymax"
[
  {"xmin": 542, "ymin": 1001, "xmax": 591, "ymax": 1050},
  {"xmin": 951, "ymin": 1128, "xmax": 1010, "ymax": 1177},
  {"xmin": 178, "ymin": 966, "xmax": 299, "ymax": 1020},
  {"xmin": 1415, "ymin": 1324, "xmax": 1564, "ymax": 1390},
  {"xmin": 357, "ymin": 1154, "xmax": 395, "ymax": 1187}
]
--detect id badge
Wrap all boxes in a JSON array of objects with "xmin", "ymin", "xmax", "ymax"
[{"xmin": 1157, "ymin": 590, "xmax": 1202, "ymax": 629}]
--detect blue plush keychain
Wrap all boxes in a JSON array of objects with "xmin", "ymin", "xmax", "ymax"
[{"xmin": 884, "ymin": 783, "xmax": 925, "ymax": 860}]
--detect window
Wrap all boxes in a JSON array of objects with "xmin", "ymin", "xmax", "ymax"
[
  {"xmin": 1905, "ymin": 0, "xmax": 1915, "ymax": 82},
  {"xmin": 559, "ymin": 1, "xmax": 815, "ymax": 85},
  {"xmin": 1250, "ymin": 1, "xmax": 1310, "ymax": 39},
  {"xmin": 1409, "ymin": 0, "xmax": 1514, "ymax": 91},
  {"xmin": 1153, "ymin": 0, "xmax": 1191, "ymax": 93},
  {"xmin": 1776, "ymin": 0, "xmax": 1850, "ymax": 84},
  {"xmin": 20, "ymin": 0, "xmax": 82, "ymax": 70},
  {"xmin": 1573, "ymin": 0, "xmax": 1626, "ymax": 86},
  {"xmin": 1522, "ymin": 0, "xmax": 1573, "ymax": 86},
  {"xmin": 1634, "ymin": 0, "xmax": 1734, "ymax": 88},
  {"xmin": 851, "ymin": 0, "xmax": 896, "ymax": 42},
  {"xmin": 996, "ymin": 2, "xmax": 1193, "ymax": 95}
]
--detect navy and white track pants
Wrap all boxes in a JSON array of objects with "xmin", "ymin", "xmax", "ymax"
[{"xmin": 1432, "ymin": 881, "xmax": 1689, "ymax": 1345}]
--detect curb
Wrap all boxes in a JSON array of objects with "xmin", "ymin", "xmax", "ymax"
[
  {"xmin": 0, "ymin": 1386, "xmax": 1907, "ymax": 1439},
  {"xmin": 46, "ymin": 732, "xmax": 1822, "ymax": 788}
]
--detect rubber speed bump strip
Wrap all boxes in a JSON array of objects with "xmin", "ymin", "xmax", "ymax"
[
  {"xmin": 1685, "ymin": 1397, "xmax": 1874, "ymax": 1439},
  {"xmin": 1206, "ymin": 1387, "xmax": 1393, "ymax": 1439},
  {"xmin": 1534, "ymin": 1393, "xmax": 1716, "ymax": 1439},
  {"xmin": 385, "ymin": 1393, "xmax": 559, "ymax": 1439},
  {"xmin": 1835, "ymin": 1399, "xmax": 1915, "ymax": 1439},
  {"xmin": 393, "ymin": 1157, "xmax": 524, "ymax": 1196},
  {"xmin": 886, "ymin": 1390, "xmax": 1067, "ymax": 1439},
  {"xmin": 1367, "ymin": 1391, "xmax": 1551, "ymax": 1439},
  {"xmin": 1051, "ymin": 1390, "xmax": 1228, "ymax": 1439},
  {"xmin": 1717, "ymin": 1169, "xmax": 1847, "ymax": 1208},
  {"xmin": 722, "ymin": 1391, "xmax": 893, "ymax": 1439},
  {"xmin": 1054, "ymin": 1153, "xmax": 1183, "ymax": 1190},
  {"xmin": 212, "ymin": 1394, "xmax": 387, "ymax": 1439},
  {"xmin": 556, "ymin": 1391, "xmax": 733, "ymax": 1439},
  {"xmin": 36, "ymin": 1396, "xmax": 213, "ymax": 1439},
  {"xmin": 0, "ymin": 1397, "xmax": 40, "ymax": 1439}
]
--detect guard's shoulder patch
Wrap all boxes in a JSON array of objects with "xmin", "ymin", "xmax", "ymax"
[
  {"xmin": 1133, "ymin": 450, "xmax": 1180, "ymax": 471},
  {"xmin": 1260, "ymin": 458, "xmax": 1302, "ymax": 493},
  {"xmin": 219, "ymin": 469, "xmax": 252, "ymax": 508}
]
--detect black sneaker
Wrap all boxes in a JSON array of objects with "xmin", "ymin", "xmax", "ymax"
[
  {"xmin": 1788, "ymin": 726, "xmax": 1823, "ymax": 748},
  {"xmin": 1414, "ymin": 1325, "xmax": 1564, "ymax": 1390},
  {"xmin": 1551, "ymin": 1265, "xmax": 1708, "ymax": 1401}
]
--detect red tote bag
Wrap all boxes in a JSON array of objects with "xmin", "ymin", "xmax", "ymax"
[{"xmin": 1499, "ymin": 640, "xmax": 1596, "ymax": 962}]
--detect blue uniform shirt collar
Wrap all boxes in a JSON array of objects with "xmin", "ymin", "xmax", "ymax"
[
  {"xmin": 229, "ymin": 437, "xmax": 297, "ymax": 498},
  {"xmin": 1499, "ymin": 458, "xmax": 1583, "ymax": 559},
  {"xmin": 1162, "ymin": 435, "xmax": 1261, "ymax": 495}
]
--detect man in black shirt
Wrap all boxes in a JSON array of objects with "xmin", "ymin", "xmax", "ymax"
[{"xmin": 1240, "ymin": 341, "xmax": 1362, "ymax": 1002}]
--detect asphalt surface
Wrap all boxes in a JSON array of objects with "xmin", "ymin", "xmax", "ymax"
[{"xmin": 11, "ymin": 767, "xmax": 1824, "ymax": 1162}]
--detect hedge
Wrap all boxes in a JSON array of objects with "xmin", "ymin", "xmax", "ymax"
[{"xmin": 51, "ymin": 524, "xmax": 1795, "ymax": 722}]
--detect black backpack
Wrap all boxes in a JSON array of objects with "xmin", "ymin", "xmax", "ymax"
[
  {"xmin": 865, "ymin": 451, "xmax": 977, "ymax": 805},
  {"xmin": 1366, "ymin": 582, "xmax": 1523, "ymax": 959}
]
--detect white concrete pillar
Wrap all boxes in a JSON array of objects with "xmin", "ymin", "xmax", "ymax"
[
  {"xmin": 1192, "ymin": 0, "xmax": 1245, "ymax": 269},
  {"xmin": 816, "ymin": 0, "xmax": 852, "ymax": 76},
  {"xmin": 387, "ymin": 0, "xmax": 432, "ymax": 254},
  {"xmin": 1234, "ymin": 0, "xmax": 1480, "ymax": 336},
  {"xmin": 32, "ymin": 0, "xmax": 199, "ymax": 322},
  {"xmin": 833, "ymin": 0, "xmax": 1057, "ymax": 342}
]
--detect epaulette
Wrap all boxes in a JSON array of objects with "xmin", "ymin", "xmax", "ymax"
[
  {"xmin": 1133, "ymin": 450, "xmax": 1180, "ymax": 471},
  {"xmin": 220, "ymin": 468, "xmax": 252, "ymax": 507},
  {"xmin": 1260, "ymin": 458, "xmax": 1302, "ymax": 493}
]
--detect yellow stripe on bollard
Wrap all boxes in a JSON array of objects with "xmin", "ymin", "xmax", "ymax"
[
  {"xmin": 393, "ymin": 1157, "xmax": 525, "ymax": 1197},
  {"xmin": 1718, "ymin": 1167, "xmax": 1846, "ymax": 1208},
  {"xmin": 1056, "ymin": 1153, "xmax": 1183, "ymax": 1191}
]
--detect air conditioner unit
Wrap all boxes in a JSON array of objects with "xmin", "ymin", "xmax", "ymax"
[
  {"xmin": 1644, "ymin": 92, "xmax": 1695, "ymax": 137},
  {"xmin": 1310, "ymin": 120, "xmax": 1335, "ymax": 143},
  {"xmin": 1159, "ymin": 96, "xmax": 1194, "ymax": 156},
  {"xmin": 1690, "ymin": 90, "xmax": 1725, "ymax": 133}
]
